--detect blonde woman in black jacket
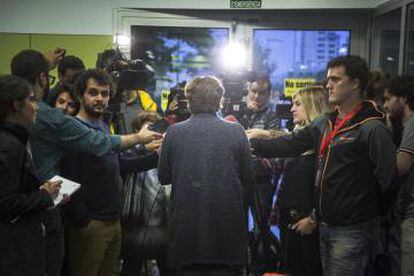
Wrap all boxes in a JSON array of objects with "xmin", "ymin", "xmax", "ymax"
[{"xmin": 248, "ymin": 86, "xmax": 330, "ymax": 275}]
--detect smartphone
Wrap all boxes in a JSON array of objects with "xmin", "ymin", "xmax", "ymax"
[{"xmin": 148, "ymin": 119, "xmax": 170, "ymax": 133}]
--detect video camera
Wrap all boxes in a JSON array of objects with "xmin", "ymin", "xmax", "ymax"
[
  {"xmin": 145, "ymin": 81, "xmax": 190, "ymax": 134},
  {"xmin": 96, "ymin": 49, "xmax": 155, "ymax": 112},
  {"xmin": 165, "ymin": 81, "xmax": 191, "ymax": 123},
  {"xmin": 219, "ymin": 70, "xmax": 256, "ymax": 119},
  {"xmin": 96, "ymin": 49, "xmax": 154, "ymax": 89},
  {"xmin": 96, "ymin": 48, "xmax": 156, "ymax": 134}
]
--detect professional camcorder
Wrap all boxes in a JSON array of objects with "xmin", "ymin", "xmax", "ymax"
[
  {"xmin": 219, "ymin": 70, "xmax": 256, "ymax": 119},
  {"xmin": 147, "ymin": 81, "xmax": 190, "ymax": 134},
  {"xmin": 96, "ymin": 49, "xmax": 155, "ymax": 112},
  {"xmin": 96, "ymin": 48, "xmax": 156, "ymax": 134},
  {"xmin": 165, "ymin": 81, "xmax": 191, "ymax": 123},
  {"xmin": 96, "ymin": 49, "xmax": 155, "ymax": 90}
]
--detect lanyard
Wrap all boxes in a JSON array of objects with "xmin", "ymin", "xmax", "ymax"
[{"xmin": 318, "ymin": 103, "xmax": 363, "ymax": 158}]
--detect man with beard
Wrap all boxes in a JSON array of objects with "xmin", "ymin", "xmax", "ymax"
[
  {"xmin": 11, "ymin": 50, "xmax": 160, "ymax": 276},
  {"xmin": 249, "ymin": 55, "xmax": 396, "ymax": 275},
  {"xmin": 61, "ymin": 69, "xmax": 148, "ymax": 276},
  {"xmin": 383, "ymin": 75, "xmax": 414, "ymax": 275}
]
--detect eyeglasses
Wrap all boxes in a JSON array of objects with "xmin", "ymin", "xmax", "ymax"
[{"xmin": 48, "ymin": 74, "xmax": 56, "ymax": 86}]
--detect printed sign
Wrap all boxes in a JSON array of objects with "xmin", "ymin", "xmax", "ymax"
[
  {"xmin": 284, "ymin": 78, "xmax": 316, "ymax": 98},
  {"xmin": 161, "ymin": 90, "xmax": 170, "ymax": 112}
]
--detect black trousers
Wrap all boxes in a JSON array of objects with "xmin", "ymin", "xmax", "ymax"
[
  {"xmin": 42, "ymin": 207, "xmax": 65, "ymax": 276},
  {"xmin": 279, "ymin": 220, "xmax": 323, "ymax": 276}
]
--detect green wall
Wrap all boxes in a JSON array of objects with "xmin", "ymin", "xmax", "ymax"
[{"xmin": 0, "ymin": 33, "xmax": 112, "ymax": 76}]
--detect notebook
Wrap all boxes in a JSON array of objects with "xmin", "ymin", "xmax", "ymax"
[{"xmin": 49, "ymin": 175, "xmax": 81, "ymax": 206}]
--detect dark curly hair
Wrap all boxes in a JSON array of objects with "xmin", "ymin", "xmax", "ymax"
[
  {"xmin": 47, "ymin": 83, "xmax": 80, "ymax": 114},
  {"xmin": 388, "ymin": 75, "xmax": 414, "ymax": 111},
  {"xmin": 74, "ymin": 69, "xmax": 113, "ymax": 98}
]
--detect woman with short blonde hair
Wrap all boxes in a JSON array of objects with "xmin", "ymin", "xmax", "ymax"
[
  {"xmin": 291, "ymin": 86, "xmax": 330, "ymax": 126},
  {"xmin": 247, "ymin": 85, "xmax": 330, "ymax": 276}
]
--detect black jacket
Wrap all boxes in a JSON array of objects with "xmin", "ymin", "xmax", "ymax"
[
  {"xmin": 0, "ymin": 122, "xmax": 54, "ymax": 275},
  {"xmin": 278, "ymin": 153, "xmax": 317, "ymax": 212},
  {"xmin": 240, "ymin": 107, "xmax": 279, "ymax": 130},
  {"xmin": 251, "ymin": 101, "xmax": 396, "ymax": 225}
]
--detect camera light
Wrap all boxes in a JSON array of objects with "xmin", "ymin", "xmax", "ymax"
[
  {"xmin": 220, "ymin": 42, "xmax": 247, "ymax": 71},
  {"xmin": 116, "ymin": 35, "xmax": 131, "ymax": 47},
  {"xmin": 338, "ymin": 47, "xmax": 348, "ymax": 55}
]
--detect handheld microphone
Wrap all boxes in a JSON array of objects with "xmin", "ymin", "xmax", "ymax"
[{"xmin": 223, "ymin": 115, "xmax": 239, "ymax": 123}]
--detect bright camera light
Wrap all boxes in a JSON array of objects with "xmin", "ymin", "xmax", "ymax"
[
  {"xmin": 116, "ymin": 35, "xmax": 131, "ymax": 46},
  {"xmin": 338, "ymin": 47, "xmax": 348, "ymax": 55},
  {"xmin": 220, "ymin": 43, "xmax": 247, "ymax": 70}
]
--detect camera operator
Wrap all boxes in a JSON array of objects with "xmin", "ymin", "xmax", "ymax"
[
  {"xmin": 165, "ymin": 81, "xmax": 191, "ymax": 124},
  {"xmin": 242, "ymin": 75, "xmax": 279, "ymax": 130},
  {"xmin": 242, "ymin": 75, "xmax": 280, "ymax": 222},
  {"xmin": 96, "ymin": 49, "xmax": 158, "ymax": 134}
]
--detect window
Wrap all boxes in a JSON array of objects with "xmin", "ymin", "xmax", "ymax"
[
  {"xmin": 371, "ymin": 9, "xmax": 401, "ymax": 76},
  {"xmin": 405, "ymin": 4, "xmax": 414, "ymax": 73},
  {"xmin": 130, "ymin": 26, "xmax": 229, "ymax": 97},
  {"xmin": 253, "ymin": 29, "xmax": 350, "ymax": 100}
]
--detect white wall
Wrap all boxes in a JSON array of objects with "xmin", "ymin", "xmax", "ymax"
[{"xmin": 0, "ymin": 0, "xmax": 388, "ymax": 35}]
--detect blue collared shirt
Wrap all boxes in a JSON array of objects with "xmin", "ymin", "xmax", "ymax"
[{"xmin": 28, "ymin": 101, "xmax": 121, "ymax": 181}]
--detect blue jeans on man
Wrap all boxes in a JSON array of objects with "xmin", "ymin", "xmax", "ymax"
[
  {"xmin": 402, "ymin": 217, "xmax": 414, "ymax": 275},
  {"xmin": 319, "ymin": 220, "xmax": 374, "ymax": 276}
]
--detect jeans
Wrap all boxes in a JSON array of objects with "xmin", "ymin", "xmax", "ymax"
[
  {"xmin": 402, "ymin": 217, "xmax": 414, "ymax": 276},
  {"xmin": 319, "ymin": 220, "xmax": 374, "ymax": 276}
]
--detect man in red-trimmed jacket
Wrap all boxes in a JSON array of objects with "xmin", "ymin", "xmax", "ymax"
[{"xmin": 250, "ymin": 55, "xmax": 396, "ymax": 276}]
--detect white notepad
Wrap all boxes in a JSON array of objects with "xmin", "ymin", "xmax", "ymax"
[{"xmin": 49, "ymin": 175, "xmax": 81, "ymax": 206}]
